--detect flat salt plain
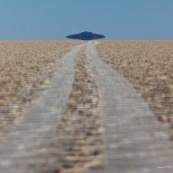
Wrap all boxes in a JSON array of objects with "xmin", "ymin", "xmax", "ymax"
[
  {"xmin": 97, "ymin": 41, "xmax": 173, "ymax": 137},
  {"xmin": 0, "ymin": 40, "xmax": 173, "ymax": 173},
  {"xmin": 0, "ymin": 41, "xmax": 83, "ymax": 130}
]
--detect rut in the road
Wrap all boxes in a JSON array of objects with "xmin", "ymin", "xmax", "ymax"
[
  {"xmin": 51, "ymin": 49, "xmax": 106, "ymax": 173},
  {"xmin": 0, "ymin": 44, "xmax": 82, "ymax": 173},
  {"xmin": 87, "ymin": 42, "xmax": 173, "ymax": 173}
]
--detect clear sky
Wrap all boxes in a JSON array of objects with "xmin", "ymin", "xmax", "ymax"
[{"xmin": 0, "ymin": 0, "xmax": 173, "ymax": 40}]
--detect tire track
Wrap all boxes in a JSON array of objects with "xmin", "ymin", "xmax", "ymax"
[
  {"xmin": 87, "ymin": 41, "xmax": 173, "ymax": 173},
  {"xmin": 1, "ymin": 40, "xmax": 172, "ymax": 173},
  {"xmin": 0, "ymin": 44, "xmax": 84, "ymax": 173},
  {"xmin": 48, "ymin": 48, "xmax": 105, "ymax": 173}
]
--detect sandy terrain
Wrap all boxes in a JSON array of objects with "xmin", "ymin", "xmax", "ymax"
[
  {"xmin": 0, "ymin": 41, "xmax": 83, "ymax": 129},
  {"xmin": 0, "ymin": 44, "xmax": 105, "ymax": 173},
  {"xmin": 97, "ymin": 41, "xmax": 173, "ymax": 135},
  {"xmin": 54, "ymin": 49, "xmax": 105, "ymax": 173},
  {"xmin": 88, "ymin": 42, "xmax": 173, "ymax": 173},
  {"xmin": 1, "ymin": 41, "xmax": 173, "ymax": 172}
]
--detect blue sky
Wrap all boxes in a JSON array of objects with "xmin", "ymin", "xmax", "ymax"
[{"xmin": 0, "ymin": 0, "xmax": 173, "ymax": 40}]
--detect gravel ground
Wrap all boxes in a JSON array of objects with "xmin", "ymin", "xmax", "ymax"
[
  {"xmin": 87, "ymin": 42, "xmax": 173, "ymax": 173},
  {"xmin": 97, "ymin": 41, "xmax": 173, "ymax": 137},
  {"xmin": 0, "ymin": 41, "xmax": 83, "ymax": 130},
  {"xmin": 51, "ymin": 49, "xmax": 105, "ymax": 173},
  {"xmin": 0, "ymin": 44, "xmax": 105, "ymax": 173},
  {"xmin": 2, "ymin": 40, "xmax": 173, "ymax": 172},
  {"xmin": 0, "ymin": 43, "xmax": 83, "ymax": 173}
]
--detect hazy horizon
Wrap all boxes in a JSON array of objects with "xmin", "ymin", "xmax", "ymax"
[{"xmin": 0, "ymin": 0, "xmax": 173, "ymax": 40}]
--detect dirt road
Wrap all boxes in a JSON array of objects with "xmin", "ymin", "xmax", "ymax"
[
  {"xmin": 0, "ymin": 41, "xmax": 173, "ymax": 173},
  {"xmin": 87, "ymin": 41, "xmax": 173, "ymax": 173},
  {"xmin": 0, "ymin": 44, "xmax": 85, "ymax": 173}
]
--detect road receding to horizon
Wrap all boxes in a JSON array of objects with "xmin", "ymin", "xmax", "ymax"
[
  {"xmin": 87, "ymin": 41, "xmax": 173, "ymax": 173},
  {"xmin": 0, "ymin": 43, "xmax": 85, "ymax": 173},
  {"xmin": 0, "ymin": 41, "xmax": 173, "ymax": 173}
]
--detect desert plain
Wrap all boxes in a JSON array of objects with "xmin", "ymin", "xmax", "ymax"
[
  {"xmin": 0, "ymin": 40, "xmax": 173, "ymax": 172},
  {"xmin": 97, "ymin": 41, "xmax": 173, "ymax": 136},
  {"xmin": 0, "ymin": 41, "xmax": 83, "ymax": 130}
]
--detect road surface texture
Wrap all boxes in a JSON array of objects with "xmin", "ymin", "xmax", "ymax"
[
  {"xmin": 0, "ymin": 41, "xmax": 173, "ymax": 172},
  {"xmin": 0, "ymin": 43, "xmax": 85, "ymax": 173},
  {"xmin": 0, "ymin": 41, "xmax": 83, "ymax": 131},
  {"xmin": 87, "ymin": 41, "xmax": 173, "ymax": 173}
]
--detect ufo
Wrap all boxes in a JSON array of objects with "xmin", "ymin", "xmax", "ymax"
[{"xmin": 66, "ymin": 31, "xmax": 105, "ymax": 40}]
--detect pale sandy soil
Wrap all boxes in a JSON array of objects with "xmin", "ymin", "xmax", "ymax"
[
  {"xmin": 97, "ymin": 41, "xmax": 173, "ymax": 135},
  {"xmin": 52, "ymin": 49, "xmax": 105, "ymax": 173},
  {"xmin": 0, "ymin": 41, "xmax": 83, "ymax": 129}
]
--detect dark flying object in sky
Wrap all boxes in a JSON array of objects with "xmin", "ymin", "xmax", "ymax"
[{"xmin": 66, "ymin": 31, "xmax": 105, "ymax": 40}]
